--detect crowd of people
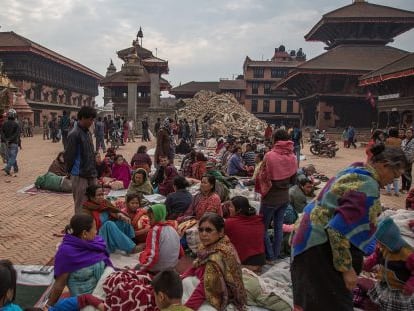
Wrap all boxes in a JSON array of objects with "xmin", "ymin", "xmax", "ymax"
[{"xmin": 1, "ymin": 106, "xmax": 414, "ymax": 311}]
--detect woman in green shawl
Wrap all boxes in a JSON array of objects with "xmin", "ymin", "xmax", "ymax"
[{"xmin": 127, "ymin": 168, "xmax": 153, "ymax": 197}]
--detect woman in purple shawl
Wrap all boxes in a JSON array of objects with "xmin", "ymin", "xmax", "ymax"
[
  {"xmin": 111, "ymin": 154, "xmax": 131, "ymax": 189},
  {"xmin": 47, "ymin": 214, "xmax": 112, "ymax": 306}
]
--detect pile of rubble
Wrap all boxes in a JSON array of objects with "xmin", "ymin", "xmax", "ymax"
[{"xmin": 177, "ymin": 91, "xmax": 266, "ymax": 137}]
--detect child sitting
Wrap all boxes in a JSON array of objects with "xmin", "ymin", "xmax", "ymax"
[
  {"xmin": 0, "ymin": 259, "xmax": 22, "ymax": 311},
  {"xmin": 152, "ymin": 270, "xmax": 192, "ymax": 311},
  {"xmin": 111, "ymin": 154, "xmax": 131, "ymax": 189},
  {"xmin": 138, "ymin": 204, "xmax": 183, "ymax": 273},
  {"xmin": 122, "ymin": 193, "xmax": 151, "ymax": 244},
  {"xmin": 364, "ymin": 217, "xmax": 414, "ymax": 310}
]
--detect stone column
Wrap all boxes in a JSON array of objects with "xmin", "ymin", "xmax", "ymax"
[
  {"xmin": 127, "ymin": 82, "xmax": 137, "ymax": 123},
  {"xmin": 149, "ymin": 71, "xmax": 160, "ymax": 108}
]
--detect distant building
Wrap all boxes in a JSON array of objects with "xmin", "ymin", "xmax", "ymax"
[
  {"xmin": 277, "ymin": 0, "xmax": 414, "ymax": 129},
  {"xmin": 170, "ymin": 81, "xmax": 220, "ymax": 99},
  {"xmin": 244, "ymin": 45, "xmax": 306, "ymax": 125},
  {"xmin": 359, "ymin": 53, "xmax": 414, "ymax": 129},
  {"xmin": 0, "ymin": 31, "xmax": 103, "ymax": 126},
  {"xmin": 219, "ymin": 77, "xmax": 246, "ymax": 106}
]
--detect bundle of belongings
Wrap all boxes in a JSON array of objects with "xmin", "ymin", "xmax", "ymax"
[{"xmin": 34, "ymin": 172, "xmax": 72, "ymax": 193}]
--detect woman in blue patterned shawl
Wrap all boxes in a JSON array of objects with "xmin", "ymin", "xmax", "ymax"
[{"xmin": 291, "ymin": 144, "xmax": 408, "ymax": 310}]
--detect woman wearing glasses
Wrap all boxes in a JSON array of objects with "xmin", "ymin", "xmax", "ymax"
[
  {"xmin": 181, "ymin": 213, "xmax": 247, "ymax": 311},
  {"xmin": 291, "ymin": 144, "xmax": 408, "ymax": 310}
]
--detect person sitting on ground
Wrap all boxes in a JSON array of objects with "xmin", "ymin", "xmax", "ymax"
[
  {"xmin": 225, "ymin": 196, "xmax": 265, "ymax": 273},
  {"xmin": 47, "ymin": 214, "xmax": 113, "ymax": 306},
  {"xmin": 205, "ymin": 162, "xmax": 230, "ymax": 202},
  {"xmin": 165, "ymin": 176, "xmax": 193, "ymax": 220},
  {"xmin": 297, "ymin": 164, "xmax": 321, "ymax": 187},
  {"xmin": 105, "ymin": 148, "xmax": 116, "ymax": 165},
  {"xmin": 243, "ymin": 153, "xmax": 264, "ymax": 187},
  {"xmin": 111, "ymin": 154, "xmax": 131, "ymax": 189},
  {"xmin": 48, "ymin": 152, "xmax": 67, "ymax": 176},
  {"xmin": 152, "ymin": 155, "xmax": 179, "ymax": 196},
  {"xmin": 0, "ymin": 259, "xmax": 105, "ymax": 311},
  {"xmin": 289, "ymin": 176, "xmax": 313, "ymax": 215},
  {"xmin": 182, "ymin": 175, "xmax": 222, "ymax": 220},
  {"xmin": 122, "ymin": 193, "xmax": 150, "ymax": 244},
  {"xmin": 363, "ymin": 217, "xmax": 414, "ymax": 310},
  {"xmin": 127, "ymin": 168, "xmax": 153, "ymax": 197},
  {"xmin": 191, "ymin": 152, "xmax": 207, "ymax": 181},
  {"xmin": 95, "ymin": 152, "xmax": 112, "ymax": 178},
  {"xmin": 215, "ymin": 137, "xmax": 226, "ymax": 155},
  {"xmin": 181, "ymin": 213, "xmax": 247, "ymax": 310},
  {"xmin": 180, "ymin": 149, "xmax": 196, "ymax": 178},
  {"xmin": 220, "ymin": 143, "xmax": 233, "ymax": 172},
  {"xmin": 130, "ymin": 145, "xmax": 152, "ymax": 173},
  {"xmin": 227, "ymin": 146, "xmax": 247, "ymax": 176},
  {"xmin": 152, "ymin": 270, "xmax": 192, "ymax": 311},
  {"xmin": 82, "ymin": 185, "xmax": 138, "ymax": 254},
  {"xmin": 138, "ymin": 204, "xmax": 182, "ymax": 273},
  {"xmin": 242, "ymin": 144, "xmax": 256, "ymax": 167},
  {"xmin": 0, "ymin": 259, "xmax": 23, "ymax": 311}
]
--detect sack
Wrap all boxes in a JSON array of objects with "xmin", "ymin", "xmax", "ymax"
[
  {"xmin": 283, "ymin": 204, "xmax": 298, "ymax": 225},
  {"xmin": 256, "ymin": 158, "xmax": 272, "ymax": 197}
]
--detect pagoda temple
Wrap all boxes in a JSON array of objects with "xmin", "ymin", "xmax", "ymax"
[
  {"xmin": 277, "ymin": 0, "xmax": 414, "ymax": 129},
  {"xmin": 100, "ymin": 28, "xmax": 172, "ymax": 126}
]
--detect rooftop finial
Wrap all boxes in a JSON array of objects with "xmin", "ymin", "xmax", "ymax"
[{"xmin": 137, "ymin": 26, "xmax": 143, "ymax": 46}]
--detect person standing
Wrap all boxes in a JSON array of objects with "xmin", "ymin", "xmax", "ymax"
[
  {"xmin": 291, "ymin": 145, "xmax": 407, "ymax": 310},
  {"xmin": 257, "ymin": 129, "xmax": 297, "ymax": 262},
  {"xmin": 291, "ymin": 123, "xmax": 303, "ymax": 167},
  {"xmin": 128, "ymin": 118, "xmax": 135, "ymax": 142},
  {"xmin": 342, "ymin": 127, "xmax": 349, "ymax": 148},
  {"xmin": 190, "ymin": 120, "xmax": 197, "ymax": 146},
  {"xmin": 402, "ymin": 128, "xmax": 414, "ymax": 193},
  {"xmin": 42, "ymin": 115, "xmax": 49, "ymax": 140},
  {"xmin": 347, "ymin": 125, "xmax": 357, "ymax": 148},
  {"xmin": 142, "ymin": 117, "xmax": 150, "ymax": 142},
  {"xmin": 154, "ymin": 117, "xmax": 161, "ymax": 136},
  {"xmin": 60, "ymin": 110, "xmax": 71, "ymax": 149},
  {"xmin": 64, "ymin": 106, "xmax": 97, "ymax": 214},
  {"xmin": 94, "ymin": 117, "xmax": 106, "ymax": 153},
  {"xmin": 1, "ymin": 109, "xmax": 20, "ymax": 176}
]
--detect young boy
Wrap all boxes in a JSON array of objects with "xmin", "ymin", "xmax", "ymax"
[{"xmin": 152, "ymin": 270, "xmax": 191, "ymax": 311}]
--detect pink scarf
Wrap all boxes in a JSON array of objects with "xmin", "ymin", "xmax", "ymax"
[{"xmin": 265, "ymin": 140, "xmax": 297, "ymax": 180}]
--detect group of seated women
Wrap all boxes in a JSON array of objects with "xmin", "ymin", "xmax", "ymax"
[{"xmin": 43, "ymin": 184, "xmax": 255, "ymax": 310}]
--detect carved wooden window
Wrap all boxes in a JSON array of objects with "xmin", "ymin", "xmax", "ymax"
[
  {"xmin": 251, "ymin": 82, "xmax": 259, "ymax": 95},
  {"xmin": 287, "ymin": 100, "xmax": 293, "ymax": 113},
  {"xmin": 263, "ymin": 100, "xmax": 270, "ymax": 113},
  {"xmin": 275, "ymin": 100, "xmax": 282, "ymax": 113},
  {"xmin": 251, "ymin": 99, "xmax": 258, "ymax": 112},
  {"xmin": 253, "ymin": 67, "xmax": 264, "ymax": 78}
]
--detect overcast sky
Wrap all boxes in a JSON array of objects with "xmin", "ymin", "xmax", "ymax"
[{"xmin": 2, "ymin": 0, "xmax": 414, "ymax": 105}]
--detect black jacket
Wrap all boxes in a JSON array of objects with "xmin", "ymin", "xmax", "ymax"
[
  {"xmin": 1, "ymin": 120, "xmax": 20, "ymax": 144},
  {"xmin": 64, "ymin": 125, "xmax": 97, "ymax": 178}
]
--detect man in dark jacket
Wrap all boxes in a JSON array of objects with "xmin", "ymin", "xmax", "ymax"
[
  {"xmin": 64, "ymin": 106, "xmax": 97, "ymax": 214},
  {"xmin": 1, "ymin": 109, "xmax": 20, "ymax": 176}
]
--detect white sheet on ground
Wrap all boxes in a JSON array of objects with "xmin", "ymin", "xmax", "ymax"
[
  {"xmin": 107, "ymin": 189, "xmax": 128, "ymax": 198},
  {"xmin": 143, "ymin": 193, "xmax": 166, "ymax": 204},
  {"xmin": 109, "ymin": 251, "xmax": 139, "ymax": 269},
  {"xmin": 15, "ymin": 265, "xmax": 54, "ymax": 286}
]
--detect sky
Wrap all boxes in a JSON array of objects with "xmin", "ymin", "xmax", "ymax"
[{"xmin": 1, "ymin": 0, "xmax": 414, "ymax": 105}]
